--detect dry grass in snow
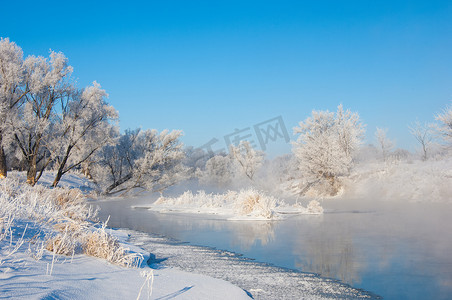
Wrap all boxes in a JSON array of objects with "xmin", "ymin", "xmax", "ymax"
[{"xmin": 0, "ymin": 177, "xmax": 143, "ymax": 269}]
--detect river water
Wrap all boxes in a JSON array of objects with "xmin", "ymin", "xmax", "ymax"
[{"xmin": 96, "ymin": 196, "xmax": 452, "ymax": 299}]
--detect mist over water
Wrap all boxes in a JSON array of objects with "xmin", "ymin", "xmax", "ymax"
[{"xmin": 97, "ymin": 193, "xmax": 452, "ymax": 300}]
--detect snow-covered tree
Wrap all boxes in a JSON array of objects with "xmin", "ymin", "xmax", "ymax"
[
  {"xmin": 375, "ymin": 127, "xmax": 394, "ymax": 162},
  {"xmin": 13, "ymin": 51, "xmax": 73, "ymax": 185},
  {"xmin": 436, "ymin": 103, "xmax": 452, "ymax": 146},
  {"xmin": 292, "ymin": 105, "xmax": 364, "ymax": 195},
  {"xmin": 92, "ymin": 129, "xmax": 187, "ymax": 195},
  {"xmin": 198, "ymin": 154, "xmax": 235, "ymax": 187},
  {"xmin": 49, "ymin": 81, "xmax": 118, "ymax": 187},
  {"xmin": 335, "ymin": 104, "xmax": 365, "ymax": 164},
  {"xmin": 0, "ymin": 38, "xmax": 27, "ymax": 178},
  {"xmin": 229, "ymin": 140, "xmax": 264, "ymax": 181},
  {"xmin": 183, "ymin": 146, "xmax": 213, "ymax": 178},
  {"xmin": 409, "ymin": 121, "xmax": 435, "ymax": 161}
]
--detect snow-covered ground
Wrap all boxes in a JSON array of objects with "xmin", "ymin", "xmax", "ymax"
[
  {"xmin": 0, "ymin": 224, "xmax": 251, "ymax": 300},
  {"xmin": 0, "ymin": 173, "xmax": 250, "ymax": 300}
]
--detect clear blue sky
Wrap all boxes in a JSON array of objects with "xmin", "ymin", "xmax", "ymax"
[{"xmin": 2, "ymin": 0, "xmax": 451, "ymax": 156}]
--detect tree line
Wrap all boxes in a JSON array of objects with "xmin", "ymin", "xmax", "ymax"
[
  {"xmin": 2, "ymin": 37, "xmax": 451, "ymax": 197},
  {"xmin": 0, "ymin": 38, "xmax": 185, "ymax": 194}
]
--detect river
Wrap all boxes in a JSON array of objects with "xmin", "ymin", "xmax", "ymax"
[{"xmin": 96, "ymin": 195, "xmax": 452, "ymax": 299}]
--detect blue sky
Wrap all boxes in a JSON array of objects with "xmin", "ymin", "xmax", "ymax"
[{"xmin": 1, "ymin": 0, "xmax": 451, "ymax": 156}]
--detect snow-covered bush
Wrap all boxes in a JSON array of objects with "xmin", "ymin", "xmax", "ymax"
[
  {"xmin": 46, "ymin": 228, "xmax": 81, "ymax": 256},
  {"xmin": 234, "ymin": 188, "xmax": 278, "ymax": 219},
  {"xmin": 153, "ymin": 188, "xmax": 286, "ymax": 219},
  {"xmin": 154, "ymin": 190, "xmax": 233, "ymax": 208},
  {"xmin": 83, "ymin": 222, "xmax": 143, "ymax": 268},
  {"xmin": 306, "ymin": 200, "xmax": 324, "ymax": 214}
]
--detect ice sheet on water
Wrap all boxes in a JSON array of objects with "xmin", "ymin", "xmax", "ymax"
[{"xmin": 126, "ymin": 230, "xmax": 379, "ymax": 300}]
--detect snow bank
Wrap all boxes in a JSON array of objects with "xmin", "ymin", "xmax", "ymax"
[
  {"xmin": 0, "ymin": 226, "xmax": 250, "ymax": 300},
  {"xmin": 0, "ymin": 177, "xmax": 250, "ymax": 299},
  {"xmin": 143, "ymin": 188, "xmax": 323, "ymax": 219}
]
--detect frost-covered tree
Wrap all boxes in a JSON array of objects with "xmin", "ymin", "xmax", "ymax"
[
  {"xmin": 436, "ymin": 103, "xmax": 452, "ymax": 146},
  {"xmin": 198, "ymin": 154, "xmax": 235, "ymax": 187},
  {"xmin": 375, "ymin": 127, "xmax": 394, "ymax": 162},
  {"xmin": 229, "ymin": 140, "xmax": 264, "ymax": 181},
  {"xmin": 335, "ymin": 104, "xmax": 365, "ymax": 164},
  {"xmin": 293, "ymin": 105, "xmax": 364, "ymax": 195},
  {"xmin": 13, "ymin": 51, "xmax": 73, "ymax": 185},
  {"xmin": 50, "ymin": 82, "xmax": 118, "ymax": 187},
  {"xmin": 92, "ymin": 129, "xmax": 187, "ymax": 195},
  {"xmin": 0, "ymin": 38, "xmax": 27, "ymax": 178},
  {"xmin": 183, "ymin": 146, "xmax": 213, "ymax": 178},
  {"xmin": 409, "ymin": 121, "xmax": 435, "ymax": 161}
]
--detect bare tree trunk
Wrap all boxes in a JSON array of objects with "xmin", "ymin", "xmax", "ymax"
[
  {"xmin": 52, "ymin": 168, "xmax": 64, "ymax": 188},
  {"xmin": 0, "ymin": 144, "xmax": 7, "ymax": 178},
  {"xmin": 52, "ymin": 145, "xmax": 72, "ymax": 187},
  {"xmin": 26, "ymin": 156, "xmax": 37, "ymax": 186}
]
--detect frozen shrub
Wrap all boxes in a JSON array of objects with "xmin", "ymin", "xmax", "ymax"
[
  {"xmin": 46, "ymin": 231, "xmax": 80, "ymax": 256},
  {"xmin": 52, "ymin": 188, "xmax": 98, "ymax": 222},
  {"xmin": 156, "ymin": 188, "xmax": 282, "ymax": 219},
  {"xmin": 235, "ymin": 189, "xmax": 278, "ymax": 219},
  {"xmin": 307, "ymin": 200, "xmax": 324, "ymax": 214},
  {"xmin": 83, "ymin": 222, "xmax": 143, "ymax": 268}
]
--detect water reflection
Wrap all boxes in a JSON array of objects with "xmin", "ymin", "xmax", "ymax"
[
  {"xmin": 97, "ymin": 199, "xmax": 452, "ymax": 300},
  {"xmin": 229, "ymin": 221, "xmax": 275, "ymax": 250},
  {"xmin": 293, "ymin": 226, "xmax": 363, "ymax": 285}
]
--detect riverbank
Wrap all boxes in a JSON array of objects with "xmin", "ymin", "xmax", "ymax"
[
  {"xmin": 1, "ymin": 173, "xmax": 375, "ymax": 299},
  {"xmin": 0, "ymin": 224, "xmax": 251, "ymax": 299}
]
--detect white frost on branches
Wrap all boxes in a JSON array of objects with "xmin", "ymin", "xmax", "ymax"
[
  {"xmin": 409, "ymin": 121, "xmax": 436, "ymax": 161},
  {"xmin": 0, "ymin": 38, "xmax": 26, "ymax": 177},
  {"xmin": 375, "ymin": 127, "xmax": 394, "ymax": 162},
  {"xmin": 198, "ymin": 154, "xmax": 236, "ymax": 187},
  {"xmin": 13, "ymin": 50, "xmax": 73, "ymax": 185},
  {"xmin": 49, "ymin": 81, "xmax": 119, "ymax": 187},
  {"xmin": 436, "ymin": 103, "xmax": 452, "ymax": 146},
  {"xmin": 292, "ymin": 105, "xmax": 364, "ymax": 196},
  {"xmin": 229, "ymin": 140, "xmax": 264, "ymax": 181},
  {"xmin": 92, "ymin": 129, "xmax": 187, "ymax": 195}
]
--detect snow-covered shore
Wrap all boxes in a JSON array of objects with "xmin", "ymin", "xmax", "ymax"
[
  {"xmin": 0, "ymin": 174, "xmax": 251, "ymax": 299},
  {"xmin": 1, "ymin": 216, "xmax": 377, "ymax": 300},
  {"xmin": 5, "ymin": 154, "xmax": 450, "ymax": 300},
  {"xmin": 1, "ymin": 173, "xmax": 375, "ymax": 299},
  {"xmin": 0, "ymin": 225, "xmax": 251, "ymax": 300}
]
